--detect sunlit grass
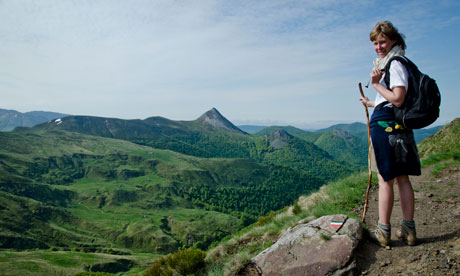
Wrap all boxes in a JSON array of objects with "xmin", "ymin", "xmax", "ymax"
[
  {"xmin": 205, "ymin": 171, "xmax": 373, "ymax": 275},
  {"xmin": 421, "ymin": 151, "xmax": 460, "ymax": 176}
]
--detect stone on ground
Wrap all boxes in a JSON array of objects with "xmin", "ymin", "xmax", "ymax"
[{"xmin": 253, "ymin": 215, "xmax": 362, "ymax": 276}]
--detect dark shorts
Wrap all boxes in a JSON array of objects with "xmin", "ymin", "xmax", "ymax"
[{"xmin": 370, "ymin": 107, "xmax": 421, "ymax": 182}]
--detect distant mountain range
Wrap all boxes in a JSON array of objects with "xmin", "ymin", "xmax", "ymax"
[
  {"xmin": 0, "ymin": 105, "xmax": 454, "ymax": 265},
  {"xmin": 29, "ymin": 108, "xmax": 356, "ymax": 179},
  {"xmin": 2, "ymin": 107, "xmax": 441, "ymax": 144},
  {"xmin": 0, "ymin": 108, "xmax": 68, "ymax": 131},
  {"xmin": 0, "ymin": 107, "xmax": 442, "ymax": 168}
]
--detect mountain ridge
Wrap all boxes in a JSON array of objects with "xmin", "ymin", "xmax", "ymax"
[
  {"xmin": 29, "ymin": 109, "xmax": 356, "ymax": 180},
  {"xmin": 34, "ymin": 108, "xmax": 245, "ymax": 137},
  {"xmin": 0, "ymin": 108, "xmax": 68, "ymax": 131}
]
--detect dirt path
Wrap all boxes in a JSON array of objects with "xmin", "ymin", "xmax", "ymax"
[{"xmin": 354, "ymin": 164, "xmax": 460, "ymax": 275}]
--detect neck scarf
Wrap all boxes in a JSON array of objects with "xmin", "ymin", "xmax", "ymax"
[{"xmin": 373, "ymin": 45, "xmax": 405, "ymax": 70}]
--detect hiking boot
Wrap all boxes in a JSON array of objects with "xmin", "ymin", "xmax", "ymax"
[
  {"xmin": 396, "ymin": 224, "xmax": 417, "ymax": 246},
  {"xmin": 369, "ymin": 227, "xmax": 391, "ymax": 247}
]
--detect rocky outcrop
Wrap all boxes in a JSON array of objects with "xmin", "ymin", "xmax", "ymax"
[
  {"xmin": 333, "ymin": 129, "xmax": 353, "ymax": 140},
  {"xmin": 253, "ymin": 215, "xmax": 363, "ymax": 276},
  {"xmin": 266, "ymin": 130, "xmax": 293, "ymax": 148}
]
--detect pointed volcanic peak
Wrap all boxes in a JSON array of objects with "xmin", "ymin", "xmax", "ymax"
[{"xmin": 196, "ymin": 108, "xmax": 245, "ymax": 134}]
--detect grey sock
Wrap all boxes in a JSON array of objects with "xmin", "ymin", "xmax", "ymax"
[
  {"xmin": 402, "ymin": 220, "xmax": 416, "ymax": 230},
  {"xmin": 378, "ymin": 221, "xmax": 391, "ymax": 233}
]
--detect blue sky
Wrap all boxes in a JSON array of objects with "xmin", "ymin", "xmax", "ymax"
[{"xmin": 1, "ymin": 0, "xmax": 459, "ymax": 128}]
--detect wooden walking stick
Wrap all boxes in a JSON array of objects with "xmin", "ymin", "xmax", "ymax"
[{"xmin": 359, "ymin": 82, "xmax": 373, "ymax": 223}]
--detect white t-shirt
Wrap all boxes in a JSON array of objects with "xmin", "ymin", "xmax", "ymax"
[{"xmin": 374, "ymin": 60, "xmax": 409, "ymax": 108}]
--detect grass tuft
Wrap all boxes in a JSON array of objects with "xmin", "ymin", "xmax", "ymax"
[
  {"xmin": 320, "ymin": 233, "xmax": 331, "ymax": 241},
  {"xmin": 421, "ymin": 151, "xmax": 460, "ymax": 176}
]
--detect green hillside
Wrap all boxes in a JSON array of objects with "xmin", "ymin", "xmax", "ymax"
[
  {"xmin": 418, "ymin": 118, "xmax": 460, "ymax": 159},
  {"xmin": 0, "ymin": 129, "xmax": 327, "ymax": 256},
  {"xmin": 255, "ymin": 125, "xmax": 368, "ymax": 167},
  {"xmin": 0, "ymin": 109, "xmax": 371, "ymax": 275},
  {"xmin": 299, "ymin": 130, "xmax": 368, "ymax": 166},
  {"xmin": 31, "ymin": 109, "xmax": 355, "ymax": 181},
  {"xmin": 253, "ymin": 121, "xmax": 443, "ymax": 167},
  {"xmin": 316, "ymin": 122, "xmax": 368, "ymax": 141},
  {"xmin": 31, "ymin": 112, "xmax": 259, "ymax": 159}
]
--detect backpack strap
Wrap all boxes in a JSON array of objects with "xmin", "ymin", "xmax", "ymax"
[{"xmin": 383, "ymin": 56, "xmax": 409, "ymax": 88}]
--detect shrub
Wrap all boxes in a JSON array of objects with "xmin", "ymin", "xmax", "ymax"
[
  {"xmin": 144, "ymin": 256, "xmax": 173, "ymax": 276},
  {"xmin": 256, "ymin": 211, "xmax": 276, "ymax": 226},
  {"xmin": 292, "ymin": 200, "xmax": 301, "ymax": 215},
  {"xmin": 168, "ymin": 248, "xmax": 206, "ymax": 275},
  {"xmin": 144, "ymin": 248, "xmax": 206, "ymax": 276}
]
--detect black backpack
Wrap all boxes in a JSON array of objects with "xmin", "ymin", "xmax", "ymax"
[{"xmin": 383, "ymin": 56, "xmax": 441, "ymax": 129}]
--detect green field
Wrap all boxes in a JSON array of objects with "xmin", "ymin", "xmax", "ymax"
[{"xmin": 0, "ymin": 250, "xmax": 157, "ymax": 276}]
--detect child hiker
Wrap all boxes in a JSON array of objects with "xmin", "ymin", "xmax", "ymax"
[{"xmin": 360, "ymin": 21, "xmax": 421, "ymax": 247}]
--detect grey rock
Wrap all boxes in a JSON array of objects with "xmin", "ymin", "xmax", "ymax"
[
  {"xmin": 253, "ymin": 214, "xmax": 363, "ymax": 276},
  {"xmin": 440, "ymin": 258, "xmax": 451, "ymax": 269}
]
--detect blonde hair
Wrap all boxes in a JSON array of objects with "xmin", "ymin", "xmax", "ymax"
[{"xmin": 370, "ymin": 21, "xmax": 406, "ymax": 50}]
